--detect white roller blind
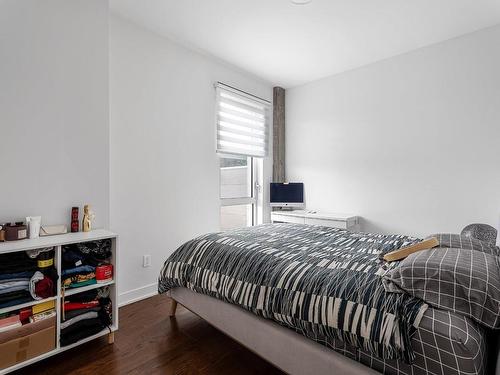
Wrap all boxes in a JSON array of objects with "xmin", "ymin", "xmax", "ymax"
[{"xmin": 216, "ymin": 83, "xmax": 270, "ymax": 158}]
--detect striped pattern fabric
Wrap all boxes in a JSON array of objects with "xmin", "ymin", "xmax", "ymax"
[{"xmin": 158, "ymin": 223, "xmax": 428, "ymax": 363}]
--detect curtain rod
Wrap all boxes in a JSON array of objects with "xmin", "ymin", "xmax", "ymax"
[{"xmin": 215, "ymin": 82, "xmax": 271, "ymax": 105}]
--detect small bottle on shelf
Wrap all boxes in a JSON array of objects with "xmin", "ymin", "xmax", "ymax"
[
  {"xmin": 71, "ymin": 207, "xmax": 79, "ymax": 232},
  {"xmin": 82, "ymin": 205, "xmax": 93, "ymax": 232}
]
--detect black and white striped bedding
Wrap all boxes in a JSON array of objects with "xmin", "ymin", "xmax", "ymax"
[{"xmin": 158, "ymin": 223, "xmax": 428, "ymax": 363}]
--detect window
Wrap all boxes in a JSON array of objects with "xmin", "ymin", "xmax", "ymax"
[
  {"xmin": 220, "ymin": 154, "xmax": 257, "ymax": 230},
  {"xmin": 215, "ymin": 83, "xmax": 270, "ymax": 158},
  {"xmin": 216, "ymin": 83, "xmax": 269, "ymax": 230}
]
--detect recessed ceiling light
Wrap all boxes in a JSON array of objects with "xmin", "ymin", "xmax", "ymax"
[{"xmin": 291, "ymin": 0, "xmax": 312, "ymax": 5}]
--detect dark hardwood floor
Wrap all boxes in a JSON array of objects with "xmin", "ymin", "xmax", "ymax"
[{"xmin": 16, "ymin": 295, "xmax": 284, "ymax": 375}]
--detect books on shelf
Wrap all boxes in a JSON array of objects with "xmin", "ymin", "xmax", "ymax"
[
  {"xmin": 32, "ymin": 300, "xmax": 55, "ymax": 315},
  {"xmin": 29, "ymin": 309, "xmax": 56, "ymax": 323},
  {"xmin": 0, "ymin": 314, "xmax": 22, "ymax": 333},
  {"xmin": 0, "ymin": 315, "xmax": 19, "ymax": 328}
]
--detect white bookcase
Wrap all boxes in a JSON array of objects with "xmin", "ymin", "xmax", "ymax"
[{"xmin": 0, "ymin": 230, "xmax": 118, "ymax": 374}]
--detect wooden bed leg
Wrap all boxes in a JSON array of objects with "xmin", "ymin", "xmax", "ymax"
[
  {"xmin": 108, "ymin": 332, "xmax": 115, "ymax": 344},
  {"xmin": 169, "ymin": 299, "xmax": 178, "ymax": 317}
]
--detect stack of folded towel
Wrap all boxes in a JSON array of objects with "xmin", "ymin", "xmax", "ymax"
[
  {"xmin": 62, "ymin": 240, "xmax": 112, "ymax": 289},
  {"xmin": 0, "ymin": 249, "xmax": 57, "ymax": 308},
  {"xmin": 60, "ymin": 287, "xmax": 112, "ymax": 346}
]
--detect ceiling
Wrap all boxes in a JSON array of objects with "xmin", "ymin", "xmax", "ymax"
[{"xmin": 110, "ymin": 0, "xmax": 500, "ymax": 88}]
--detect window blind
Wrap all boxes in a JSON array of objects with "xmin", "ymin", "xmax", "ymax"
[{"xmin": 215, "ymin": 83, "xmax": 270, "ymax": 158}]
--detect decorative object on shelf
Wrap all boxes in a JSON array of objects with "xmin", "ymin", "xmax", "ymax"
[
  {"xmin": 39, "ymin": 225, "xmax": 67, "ymax": 237},
  {"xmin": 26, "ymin": 216, "xmax": 41, "ymax": 239},
  {"xmin": 4, "ymin": 222, "xmax": 28, "ymax": 241},
  {"xmin": 82, "ymin": 204, "xmax": 94, "ymax": 232},
  {"xmin": 70, "ymin": 207, "xmax": 79, "ymax": 233},
  {"xmin": 461, "ymin": 223, "xmax": 497, "ymax": 245},
  {"xmin": 0, "ymin": 225, "xmax": 5, "ymax": 242},
  {"xmin": 96, "ymin": 264, "xmax": 113, "ymax": 284}
]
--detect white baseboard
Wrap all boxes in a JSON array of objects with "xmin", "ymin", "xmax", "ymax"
[{"xmin": 118, "ymin": 283, "xmax": 158, "ymax": 307}]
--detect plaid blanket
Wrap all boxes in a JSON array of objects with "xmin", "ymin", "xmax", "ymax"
[{"xmin": 158, "ymin": 223, "xmax": 428, "ymax": 362}]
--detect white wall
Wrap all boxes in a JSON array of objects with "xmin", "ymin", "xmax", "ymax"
[
  {"xmin": 286, "ymin": 25, "xmax": 500, "ymax": 238},
  {"xmin": 0, "ymin": 0, "xmax": 109, "ymax": 228},
  {"xmin": 109, "ymin": 15, "xmax": 273, "ymax": 304}
]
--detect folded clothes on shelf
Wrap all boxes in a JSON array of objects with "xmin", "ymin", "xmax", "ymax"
[
  {"xmin": 75, "ymin": 239, "xmax": 112, "ymax": 257},
  {"xmin": 61, "ymin": 240, "xmax": 113, "ymax": 290},
  {"xmin": 0, "ymin": 250, "xmax": 58, "ymax": 308},
  {"xmin": 59, "ymin": 318, "xmax": 106, "ymax": 347},
  {"xmin": 0, "ymin": 271, "xmax": 35, "ymax": 281},
  {"xmin": 65, "ymin": 287, "xmax": 109, "ymax": 303},
  {"xmin": 63, "ymin": 274, "xmax": 96, "ymax": 289},
  {"xmin": 60, "ymin": 288, "xmax": 112, "ymax": 346},
  {"xmin": 25, "ymin": 247, "xmax": 54, "ymax": 259},
  {"xmin": 64, "ymin": 306, "xmax": 101, "ymax": 320},
  {"xmin": 0, "ymin": 252, "xmax": 38, "ymax": 274},
  {"xmin": 62, "ymin": 265, "xmax": 95, "ymax": 277},
  {"xmin": 29, "ymin": 271, "xmax": 55, "ymax": 300},
  {"xmin": 0, "ymin": 291, "xmax": 32, "ymax": 308},
  {"xmin": 63, "ymin": 300, "xmax": 100, "ymax": 312},
  {"xmin": 0, "ymin": 279, "xmax": 30, "ymax": 294},
  {"xmin": 60, "ymin": 311, "xmax": 99, "ymax": 330},
  {"xmin": 62, "ymin": 249, "xmax": 86, "ymax": 269},
  {"xmin": 62, "ymin": 239, "xmax": 112, "ymax": 268}
]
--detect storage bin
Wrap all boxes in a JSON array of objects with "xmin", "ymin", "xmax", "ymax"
[{"xmin": 0, "ymin": 317, "xmax": 56, "ymax": 370}]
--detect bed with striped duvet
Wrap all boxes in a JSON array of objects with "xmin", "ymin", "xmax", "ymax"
[{"xmin": 158, "ymin": 223, "xmax": 429, "ymax": 363}]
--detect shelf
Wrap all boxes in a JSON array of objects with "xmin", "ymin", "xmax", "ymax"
[
  {"xmin": 0, "ymin": 296, "xmax": 57, "ymax": 315},
  {"xmin": 0, "ymin": 326, "xmax": 117, "ymax": 375},
  {"xmin": 63, "ymin": 280, "xmax": 115, "ymax": 297},
  {"xmin": 0, "ymin": 229, "xmax": 117, "ymax": 254},
  {"xmin": 0, "ymin": 347, "xmax": 60, "ymax": 375},
  {"xmin": 0, "ymin": 231, "xmax": 117, "ymax": 375},
  {"xmin": 59, "ymin": 325, "xmax": 116, "ymax": 351}
]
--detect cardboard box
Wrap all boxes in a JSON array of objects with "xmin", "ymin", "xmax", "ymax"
[
  {"xmin": 0, "ymin": 317, "xmax": 55, "ymax": 344},
  {"xmin": 0, "ymin": 323, "xmax": 55, "ymax": 370}
]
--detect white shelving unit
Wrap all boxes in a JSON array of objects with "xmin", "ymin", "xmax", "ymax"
[
  {"xmin": 0, "ymin": 229, "xmax": 118, "ymax": 374},
  {"xmin": 271, "ymin": 210, "xmax": 360, "ymax": 231}
]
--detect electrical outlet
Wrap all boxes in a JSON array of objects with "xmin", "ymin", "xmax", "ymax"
[{"xmin": 143, "ymin": 255, "xmax": 151, "ymax": 268}]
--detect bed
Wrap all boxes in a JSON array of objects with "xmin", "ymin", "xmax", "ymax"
[{"xmin": 158, "ymin": 223, "xmax": 499, "ymax": 375}]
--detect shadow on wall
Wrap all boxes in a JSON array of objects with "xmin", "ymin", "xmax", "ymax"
[{"xmin": 358, "ymin": 218, "xmax": 418, "ymax": 238}]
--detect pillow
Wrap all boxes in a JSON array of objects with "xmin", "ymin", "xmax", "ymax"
[
  {"xmin": 383, "ymin": 247, "xmax": 500, "ymax": 328},
  {"xmin": 430, "ymin": 233, "xmax": 500, "ymax": 256}
]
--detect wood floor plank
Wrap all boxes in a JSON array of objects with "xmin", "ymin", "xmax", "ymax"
[{"xmin": 13, "ymin": 295, "xmax": 284, "ymax": 375}]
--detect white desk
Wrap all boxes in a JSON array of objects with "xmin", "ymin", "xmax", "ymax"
[{"xmin": 271, "ymin": 210, "xmax": 359, "ymax": 231}]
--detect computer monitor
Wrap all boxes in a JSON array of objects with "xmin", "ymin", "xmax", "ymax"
[{"xmin": 270, "ymin": 183, "xmax": 304, "ymax": 208}]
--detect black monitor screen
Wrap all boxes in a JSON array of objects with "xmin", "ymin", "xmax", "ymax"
[{"xmin": 270, "ymin": 183, "xmax": 304, "ymax": 203}]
